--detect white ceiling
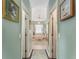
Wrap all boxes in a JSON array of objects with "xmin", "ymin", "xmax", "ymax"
[
  {"xmin": 30, "ymin": 0, "xmax": 49, "ymax": 8},
  {"xmin": 29, "ymin": 0, "xmax": 49, "ymax": 21},
  {"xmin": 32, "ymin": 7, "xmax": 47, "ymax": 21}
]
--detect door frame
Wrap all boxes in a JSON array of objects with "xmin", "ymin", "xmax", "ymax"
[
  {"xmin": 49, "ymin": 2, "xmax": 59, "ymax": 59},
  {"xmin": 21, "ymin": 2, "xmax": 31, "ymax": 58},
  {"xmin": 21, "ymin": 3, "xmax": 29, "ymax": 58},
  {"xmin": 21, "ymin": 8, "xmax": 26, "ymax": 59}
]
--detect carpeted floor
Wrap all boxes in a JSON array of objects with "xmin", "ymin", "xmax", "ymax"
[{"xmin": 32, "ymin": 40, "xmax": 48, "ymax": 49}]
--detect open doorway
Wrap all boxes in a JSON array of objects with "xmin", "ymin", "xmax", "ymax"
[
  {"xmin": 32, "ymin": 22, "xmax": 49, "ymax": 50},
  {"xmin": 31, "ymin": 21, "xmax": 49, "ymax": 59}
]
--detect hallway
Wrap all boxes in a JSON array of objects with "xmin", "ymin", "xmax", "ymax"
[
  {"xmin": 2, "ymin": 0, "xmax": 76, "ymax": 59},
  {"xmin": 31, "ymin": 50, "xmax": 48, "ymax": 59}
]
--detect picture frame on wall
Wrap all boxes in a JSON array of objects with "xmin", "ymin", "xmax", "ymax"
[
  {"xmin": 60, "ymin": 0, "xmax": 75, "ymax": 21},
  {"xmin": 2, "ymin": 0, "xmax": 19, "ymax": 22}
]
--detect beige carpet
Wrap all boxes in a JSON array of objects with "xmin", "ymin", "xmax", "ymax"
[
  {"xmin": 32, "ymin": 40, "xmax": 48, "ymax": 49},
  {"xmin": 31, "ymin": 49, "xmax": 48, "ymax": 59}
]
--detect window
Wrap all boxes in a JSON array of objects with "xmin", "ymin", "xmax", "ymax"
[{"xmin": 35, "ymin": 24, "xmax": 43, "ymax": 34}]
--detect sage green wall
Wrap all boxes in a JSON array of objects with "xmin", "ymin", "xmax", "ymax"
[
  {"xmin": 2, "ymin": 0, "xmax": 21, "ymax": 59},
  {"xmin": 56, "ymin": 0, "xmax": 76, "ymax": 59},
  {"xmin": 23, "ymin": 0, "xmax": 31, "ymax": 13},
  {"xmin": 57, "ymin": 17, "xmax": 76, "ymax": 59},
  {"xmin": 2, "ymin": 19, "xmax": 21, "ymax": 59},
  {"xmin": 48, "ymin": 0, "xmax": 76, "ymax": 59},
  {"xmin": 48, "ymin": 0, "xmax": 56, "ymax": 11}
]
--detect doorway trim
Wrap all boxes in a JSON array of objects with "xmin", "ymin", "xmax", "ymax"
[{"xmin": 48, "ymin": 1, "xmax": 59, "ymax": 59}]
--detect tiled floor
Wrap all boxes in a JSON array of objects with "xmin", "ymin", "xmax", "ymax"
[{"xmin": 31, "ymin": 49, "xmax": 48, "ymax": 59}]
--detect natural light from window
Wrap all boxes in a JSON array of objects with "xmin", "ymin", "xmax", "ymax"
[{"xmin": 35, "ymin": 24, "xmax": 43, "ymax": 34}]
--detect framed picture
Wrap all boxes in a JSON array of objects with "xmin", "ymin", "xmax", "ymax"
[
  {"xmin": 2, "ymin": 0, "xmax": 19, "ymax": 22},
  {"xmin": 60, "ymin": 0, "xmax": 75, "ymax": 21}
]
